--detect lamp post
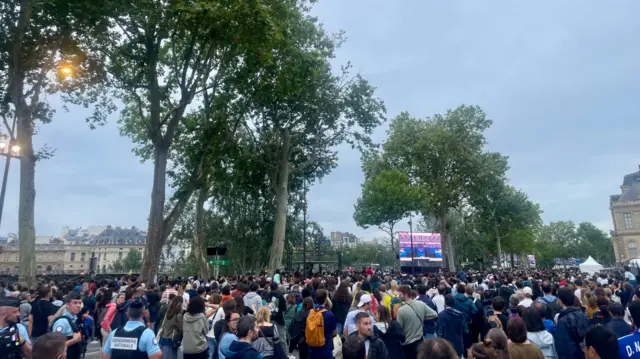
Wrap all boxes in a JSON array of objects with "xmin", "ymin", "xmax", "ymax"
[
  {"xmin": 408, "ymin": 214, "xmax": 414, "ymax": 275},
  {"xmin": 302, "ymin": 178, "xmax": 307, "ymax": 276},
  {"xmin": 0, "ymin": 117, "xmax": 20, "ymax": 227}
]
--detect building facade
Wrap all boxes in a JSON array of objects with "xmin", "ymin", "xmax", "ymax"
[
  {"xmin": 0, "ymin": 226, "xmax": 146, "ymax": 274},
  {"xmin": 610, "ymin": 166, "xmax": 640, "ymax": 263},
  {"xmin": 330, "ymin": 231, "xmax": 360, "ymax": 248}
]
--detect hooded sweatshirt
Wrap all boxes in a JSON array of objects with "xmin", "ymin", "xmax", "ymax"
[
  {"xmin": 219, "ymin": 332, "xmax": 240, "ymax": 359},
  {"xmin": 182, "ymin": 312, "xmax": 208, "ymax": 354},
  {"xmin": 244, "ymin": 292, "xmax": 263, "ymax": 312},
  {"xmin": 528, "ymin": 330, "xmax": 559, "ymax": 359},
  {"xmin": 374, "ymin": 321, "xmax": 405, "ymax": 359},
  {"xmin": 228, "ymin": 340, "xmax": 263, "ymax": 359},
  {"xmin": 453, "ymin": 293, "xmax": 477, "ymax": 333},
  {"xmin": 553, "ymin": 307, "xmax": 589, "ymax": 359}
]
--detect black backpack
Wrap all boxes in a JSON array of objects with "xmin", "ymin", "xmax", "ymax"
[{"xmin": 541, "ymin": 297, "xmax": 562, "ymax": 319}]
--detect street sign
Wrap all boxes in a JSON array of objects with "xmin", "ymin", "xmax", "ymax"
[{"xmin": 209, "ymin": 259, "xmax": 231, "ymax": 266}]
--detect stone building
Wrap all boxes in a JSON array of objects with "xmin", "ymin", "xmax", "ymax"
[
  {"xmin": 610, "ymin": 166, "xmax": 640, "ymax": 263},
  {"xmin": 0, "ymin": 225, "xmax": 146, "ymax": 274}
]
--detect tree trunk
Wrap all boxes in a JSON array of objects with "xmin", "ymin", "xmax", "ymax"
[
  {"xmin": 496, "ymin": 232, "xmax": 502, "ymax": 268},
  {"xmin": 140, "ymin": 146, "xmax": 169, "ymax": 281},
  {"xmin": 268, "ymin": 129, "xmax": 290, "ymax": 274},
  {"xmin": 194, "ymin": 187, "xmax": 210, "ymax": 280},
  {"xmin": 16, "ymin": 110, "xmax": 36, "ymax": 287},
  {"xmin": 388, "ymin": 223, "xmax": 396, "ymax": 273},
  {"xmin": 510, "ymin": 253, "xmax": 515, "ymax": 268},
  {"xmin": 439, "ymin": 213, "xmax": 455, "ymax": 272}
]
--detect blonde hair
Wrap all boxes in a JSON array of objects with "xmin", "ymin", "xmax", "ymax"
[{"xmin": 256, "ymin": 307, "xmax": 271, "ymax": 324}]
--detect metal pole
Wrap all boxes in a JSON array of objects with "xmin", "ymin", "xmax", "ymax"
[
  {"xmin": 302, "ymin": 179, "xmax": 307, "ymax": 277},
  {"xmin": 0, "ymin": 117, "xmax": 17, "ymax": 227},
  {"xmin": 409, "ymin": 214, "xmax": 414, "ymax": 275}
]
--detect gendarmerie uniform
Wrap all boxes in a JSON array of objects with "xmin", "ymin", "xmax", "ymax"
[
  {"xmin": 50, "ymin": 292, "xmax": 84, "ymax": 359},
  {"xmin": 102, "ymin": 299, "xmax": 160, "ymax": 359},
  {"xmin": 0, "ymin": 297, "xmax": 31, "ymax": 359}
]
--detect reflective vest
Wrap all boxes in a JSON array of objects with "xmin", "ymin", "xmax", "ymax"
[
  {"xmin": 0, "ymin": 325, "xmax": 23, "ymax": 359},
  {"xmin": 109, "ymin": 326, "xmax": 148, "ymax": 359},
  {"xmin": 51, "ymin": 316, "xmax": 84, "ymax": 359}
]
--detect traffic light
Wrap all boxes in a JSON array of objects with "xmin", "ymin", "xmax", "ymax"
[{"xmin": 206, "ymin": 246, "xmax": 227, "ymax": 256}]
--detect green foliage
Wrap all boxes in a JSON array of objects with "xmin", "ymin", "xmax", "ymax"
[
  {"xmin": 341, "ymin": 244, "xmax": 395, "ymax": 268},
  {"xmin": 110, "ymin": 249, "xmax": 143, "ymax": 273},
  {"xmin": 535, "ymin": 221, "xmax": 615, "ymax": 268}
]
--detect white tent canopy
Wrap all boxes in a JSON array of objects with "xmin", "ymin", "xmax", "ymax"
[{"xmin": 579, "ymin": 256, "xmax": 603, "ymax": 275}]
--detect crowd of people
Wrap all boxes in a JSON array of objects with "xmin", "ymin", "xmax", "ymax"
[{"xmin": 1, "ymin": 265, "xmax": 640, "ymax": 359}]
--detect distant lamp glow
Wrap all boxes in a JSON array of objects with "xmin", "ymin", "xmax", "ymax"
[
  {"xmin": 0, "ymin": 143, "xmax": 6, "ymax": 152},
  {"xmin": 60, "ymin": 66, "xmax": 73, "ymax": 75},
  {"xmin": 10, "ymin": 145, "xmax": 19, "ymax": 155}
]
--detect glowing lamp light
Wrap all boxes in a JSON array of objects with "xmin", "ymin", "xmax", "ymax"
[
  {"xmin": 0, "ymin": 142, "xmax": 6, "ymax": 151},
  {"xmin": 10, "ymin": 145, "xmax": 20, "ymax": 155},
  {"xmin": 60, "ymin": 66, "xmax": 73, "ymax": 75}
]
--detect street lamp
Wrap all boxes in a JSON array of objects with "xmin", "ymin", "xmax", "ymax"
[
  {"xmin": 408, "ymin": 214, "xmax": 414, "ymax": 275},
  {"xmin": 0, "ymin": 134, "xmax": 20, "ymax": 227}
]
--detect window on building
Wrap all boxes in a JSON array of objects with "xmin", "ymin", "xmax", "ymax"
[
  {"xmin": 624, "ymin": 212, "xmax": 634, "ymax": 229},
  {"xmin": 119, "ymin": 252, "xmax": 123, "ymax": 259},
  {"xmin": 629, "ymin": 241, "xmax": 638, "ymax": 258},
  {"xmin": 70, "ymin": 265, "xmax": 73, "ymax": 268},
  {"xmin": 70, "ymin": 252, "xmax": 76, "ymax": 261}
]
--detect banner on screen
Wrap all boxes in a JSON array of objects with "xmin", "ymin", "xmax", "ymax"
[{"xmin": 398, "ymin": 232, "xmax": 442, "ymax": 262}]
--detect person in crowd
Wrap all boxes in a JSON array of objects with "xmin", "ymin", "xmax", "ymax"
[
  {"xmin": 226, "ymin": 316, "xmax": 262, "ymax": 359},
  {"xmin": 469, "ymin": 339, "xmax": 497, "ymax": 359},
  {"xmin": 342, "ymin": 334, "xmax": 365, "ymax": 359},
  {"xmin": 519, "ymin": 287, "xmax": 534, "ymax": 307},
  {"xmin": 453, "ymin": 283, "xmax": 477, "ymax": 354},
  {"xmin": 288, "ymin": 297, "xmax": 313, "ymax": 359},
  {"xmin": 252, "ymin": 307, "xmax": 285, "ymax": 359},
  {"xmin": 522, "ymin": 307, "xmax": 558, "ymax": 359},
  {"xmin": 416, "ymin": 338, "xmax": 459, "ymax": 359},
  {"xmin": 0, "ymin": 296, "xmax": 33, "ymax": 359},
  {"xmin": 266, "ymin": 282, "xmax": 288, "ymax": 356},
  {"xmin": 307, "ymin": 289, "xmax": 337, "ymax": 359},
  {"xmin": 397, "ymin": 285, "xmax": 437, "ymax": 359},
  {"xmin": 101, "ymin": 293, "xmax": 128, "ymax": 337},
  {"xmin": 159, "ymin": 295, "xmax": 184, "ymax": 359},
  {"xmin": 585, "ymin": 325, "xmax": 620, "ymax": 359},
  {"xmin": 432, "ymin": 284, "xmax": 446, "ymax": 314},
  {"xmin": 373, "ymin": 305, "xmax": 404, "ymax": 359},
  {"xmin": 349, "ymin": 311, "xmax": 389, "ymax": 359},
  {"xmin": 50, "ymin": 291, "xmax": 84, "ymax": 359},
  {"xmin": 183, "ymin": 296, "xmax": 209, "ymax": 359},
  {"xmin": 416, "ymin": 284, "xmax": 437, "ymax": 339},
  {"xmin": 244, "ymin": 283, "xmax": 263, "ymax": 313},
  {"xmin": 608, "ymin": 302, "xmax": 633, "ymax": 339},
  {"xmin": 554, "ymin": 287, "xmax": 590, "ymax": 359},
  {"xmin": 506, "ymin": 317, "xmax": 545, "ymax": 359},
  {"xmin": 618, "ymin": 300, "xmax": 640, "ymax": 359},
  {"xmin": 331, "ymin": 283, "xmax": 352, "ymax": 338},
  {"xmin": 101, "ymin": 297, "xmax": 162, "ymax": 359},
  {"xmin": 218, "ymin": 311, "xmax": 241, "ymax": 359},
  {"xmin": 343, "ymin": 293, "xmax": 375, "ymax": 337},
  {"xmin": 33, "ymin": 332, "xmax": 66, "ymax": 359},
  {"xmin": 436, "ymin": 294, "xmax": 464, "ymax": 358},
  {"xmin": 485, "ymin": 328, "xmax": 510, "ymax": 359},
  {"xmin": 30, "ymin": 285, "xmax": 58, "ymax": 342}
]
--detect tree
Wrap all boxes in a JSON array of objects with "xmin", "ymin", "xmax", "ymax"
[
  {"xmin": 241, "ymin": 3, "xmax": 386, "ymax": 273},
  {"xmin": 535, "ymin": 221, "xmax": 578, "ymax": 268},
  {"xmin": 380, "ymin": 106, "xmax": 503, "ymax": 271},
  {"xmin": 0, "ymin": 0, "xmax": 112, "ymax": 285},
  {"xmin": 475, "ymin": 182, "xmax": 542, "ymax": 266},
  {"xmin": 354, "ymin": 163, "xmax": 416, "ymax": 271},
  {"xmin": 575, "ymin": 222, "xmax": 615, "ymax": 266},
  {"xmin": 103, "ymin": 0, "xmax": 287, "ymax": 281},
  {"xmin": 110, "ymin": 249, "xmax": 142, "ymax": 273}
]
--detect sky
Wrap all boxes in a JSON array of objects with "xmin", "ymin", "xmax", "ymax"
[{"xmin": 1, "ymin": 1, "xmax": 639, "ymax": 241}]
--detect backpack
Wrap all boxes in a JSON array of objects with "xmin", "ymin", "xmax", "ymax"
[
  {"xmin": 97, "ymin": 306, "xmax": 108, "ymax": 328},
  {"xmin": 507, "ymin": 308, "xmax": 519, "ymax": 319},
  {"xmin": 487, "ymin": 314, "xmax": 502, "ymax": 329},
  {"xmin": 305, "ymin": 308, "xmax": 327, "ymax": 347},
  {"xmin": 390, "ymin": 296, "xmax": 403, "ymax": 319},
  {"xmin": 541, "ymin": 297, "xmax": 562, "ymax": 319}
]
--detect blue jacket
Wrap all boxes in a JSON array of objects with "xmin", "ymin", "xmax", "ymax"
[
  {"xmin": 437, "ymin": 308, "xmax": 465, "ymax": 356},
  {"xmin": 417, "ymin": 295, "xmax": 437, "ymax": 334},
  {"xmin": 608, "ymin": 318, "xmax": 634, "ymax": 339},
  {"xmin": 453, "ymin": 293, "xmax": 477, "ymax": 333},
  {"xmin": 227, "ymin": 341, "xmax": 262, "ymax": 359},
  {"xmin": 553, "ymin": 307, "xmax": 590, "ymax": 359},
  {"xmin": 218, "ymin": 332, "xmax": 239, "ymax": 359}
]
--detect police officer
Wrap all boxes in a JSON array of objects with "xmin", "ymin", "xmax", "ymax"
[
  {"xmin": 0, "ymin": 296, "xmax": 32, "ymax": 359},
  {"xmin": 102, "ymin": 297, "xmax": 161, "ymax": 359},
  {"xmin": 51, "ymin": 291, "xmax": 84, "ymax": 359}
]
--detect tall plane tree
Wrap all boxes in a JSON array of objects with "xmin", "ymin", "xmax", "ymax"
[
  {"xmin": 242, "ymin": 3, "xmax": 385, "ymax": 273},
  {"xmin": 1, "ymin": 0, "xmax": 111, "ymax": 285},
  {"xmin": 104, "ymin": 0, "xmax": 284, "ymax": 280}
]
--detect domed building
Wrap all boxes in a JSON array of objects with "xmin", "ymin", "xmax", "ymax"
[{"xmin": 610, "ymin": 166, "xmax": 640, "ymax": 263}]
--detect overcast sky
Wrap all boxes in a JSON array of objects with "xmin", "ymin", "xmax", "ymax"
[{"xmin": 1, "ymin": 1, "xmax": 639, "ymax": 239}]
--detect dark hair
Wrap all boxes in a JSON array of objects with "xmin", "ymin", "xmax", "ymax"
[
  {"xmin": 444, "ymin": 294, "xmax": 454, "ymax": 307},
  {"xmin": 249, "ymin": 282, "xmax": 259, "ymax": 292},
  {"xmin": 333, "ymin": 282, "xmax": 351, "ymax": 303},
  {"xmin": 236, "ymin": 315, "xmax": 256, "ymax": 338},
  {"xmin": 506, "ymin": 317, "xmax": 528, "ymax": 344},
  {"xmin": 541, "ymin": 281, "xmax": 553, "ymax": 294},
  {"xmin": 521, "ymin": 307, "xmax": 545, "ymax": 332},
  {"xmin": 557, "ymin": 287, "xmax": 576, "ymax": 307},
  {"xmin": 167, "ymin": 295, "xmax": 183, "ymax": 319},
  {"xmin": 491, "ymin": 296, "xmax": 505, "ymax": 312},
  {"xmin": 33, "ymin": 332, "xmax": 66, "ymax": 359},
  {"xmin": 233, "ymin": 295, "xmax": 246, "ymax": 315},
  {"xmin": 315, "ymin": 289, "xmax": 328, "ymax": 305},
  {"xmin": 377, "ymin": 305, "xmax": 391, "ymax": 325},
  {"xmin": 343, "ymin": 334, "xmax": 366, "ymax": 359},
  {"xmin": 585, "ymin": 325, "xmax": 619, "ymax": 359},
  {"xmin": 302, "ymin": 297, "xmax": 314, "ymax": 311},
  {"xmin": 628, "ymin": 300, "xmax": 640, "ymax": 326},
  {"xmin": 355, "ymin": 311, "xmax": 370, "ymax": 324},
  {"xmin": 399, "ymin": 285, "xmax": 412, "ymax": 297},
  {"xmin": 187, "ymin": 296, "xmax": 205, "ymax": 315},
  {"xmin": 417, "ymin": 284, "xmax": 427, "ymax": 295},
  {"xmin": 470, "ymin": 339, "xmax": 497, "ymax": 359},
  {"xmin": 36, "ymin": 285, "xmax": 51, "ymax": 299},
  {"xmin": 609, "ymin": 302, "xmax": 625, "ymax": 317},
  {"xmin": 417, "ymin": 338, "xmax": 459, "ymax": 359},
  {"xmin": 222, "ymin": 286, "xmax": 231, "ymax": 295}
]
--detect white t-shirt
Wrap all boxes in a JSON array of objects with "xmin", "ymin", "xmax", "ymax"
[
  {"xmin": 207, "ymin": 307, "xmax": 224, "ymax": 338},
  {"xmin": 182, "ymin": 292, "xmax": 190, "ymax": 310},
  {"xmin": 625, "ymin": 271, "xmax": 636, "ymax": 281},
  {"xmin": 432, "ymin": 295, "xmax": 445, "ymax": 313},
  {"xmin": 519, "ymin": 298, "xmax": 533, "ymax": 308}
]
